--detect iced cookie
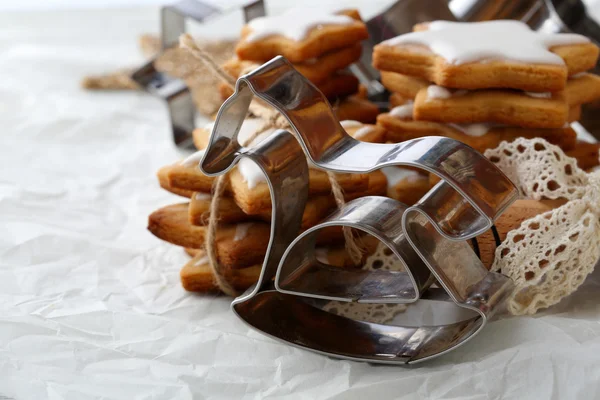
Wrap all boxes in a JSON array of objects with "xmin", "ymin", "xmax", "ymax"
[
  {"xmin": 373, "ymin": 20, "xmax": 599, "ymax": 92},
  {"xmin": 381, "ymin": 71, "xmax": 600, "ymax": 107},
  {"xmin": 381, "ymin": 166, "xmax": 432, "ymax": 206},
  {"xmin": 377, "ymin": 105, "xmax": 577, "ymax": 152},
  {"xmin": 181, "ymin": 237, "xmax": 381, "ymax": 293},
  {"xmin": 158, "ymin": 151, "xmax": 227, "ymax": 194},
  {"xmin": 388, "ymin": 92, "xmax": 412, "ymax": 109},
  {"xmin": 390, "ymin": 91, "xmax": 581, "ymax": 123},
  {"xmin": 229, "ymin": 166, "xmax": 386, "ymax": 216},
  {"xmin": 189, "ymin": 191, "xmax": 339, "ymax": 230},
  {"xmin": 236, "ymin": 9, "xmax": 368, "ymax": 62},
  {"xmin": 148, "ymin": 204, "xmax": 271, "ymax": 268},
  {"xmin": 333, "ymin": 95, "xmax": 381, "ymax": 123},
  {"xmin": 339, "ymin": 120, "xmax": 386, "ymax": 143},
  {"xmin": 223, "ymin": 43, "xmax": 361, "ymax": 84},
  {"xmin": 157, "ymin": 166, "xmax": 194, "ymax": 198},
  {"xmin": 380, "ymin": 71, "xmax": 428, "ymax": 99},
  {"xmin": 413, "ymin": 85, "xmax": 569, "ymax": 128},
  {"xmin": 181, "ymin": 250, "xmax": 262, "ymax": 293},
  {"xmin": 413, "ymin": 77, "xmax": 600, "ymax": 127}
]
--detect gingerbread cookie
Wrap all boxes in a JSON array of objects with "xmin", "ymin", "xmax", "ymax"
[
  {"xmin": 182, "ymin": 236, "xmax": 381, "ymax": 293},
  {"xmin": 224, "ymin": 43, "xmax": 361, "ymax": 84},
  {"xmin": 339, "ymin": 120, "xmax": 386, "ymax": 143},
  {"xmin": 373, "ymin": 20, "xmax": 599, "ymax": 92},
  {"xmin": 236, "ymin": 9, "xmax": 368, "ymax": 62},
  {"xmin": 158, "ymin": 151, "xmax": 226, "ymax": 194},
  {"xmin": 229, "ymin": 166, "xmax": 386, "ymax": 216},
  {"xmin": 413, "ymin": 85, "xmax": 569, "ymax": 128},
  {"xmin": 189, "ymin": 191, "xmax": 338, "ymax": 230},
  {"xmin": 181, "ymin": 250, "xmax": 262, "ymax": 292},
  {"xmin": 189, "ymin": 192, "xmax": 250, "ymax": 226},
  {"xmin": 566, "ymin": 141, "xmax": 600, "ymax": 170},
  {"xmin": 148, "ymin": 204, "xmax": 271, "ymax": 268},
  {"xmin": 382, "ymin": 71, "xmax": 600, "ymax": 107},
  {"xmin": 157, "ymin": 166, "xmax": 194, "ymax": 198},
  {"xmin": 333, "ymin": 95, "xmax": 381, "ymax": 123},
  {"xmin": 381, "ymin": 72, "xmax": 600, "ymax": 127},
  {"xmin": 377, "ymin": 105, "xmax": 577, "ymax": 152},
  {"xmin": 381, "ymin": 166, "xmax": 432, "ymax": 206}
]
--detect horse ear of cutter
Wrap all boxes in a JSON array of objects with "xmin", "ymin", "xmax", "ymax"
[{"xmin": 199, "ymin": 56, "xmax": 520, "ymax": 364}]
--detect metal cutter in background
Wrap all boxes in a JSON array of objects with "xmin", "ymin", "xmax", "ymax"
[{"xmin": 130, "ymin": 0, "xmax": 265, "ymax": 149}]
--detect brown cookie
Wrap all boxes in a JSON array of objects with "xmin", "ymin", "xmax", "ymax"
[
  {"xmin": 333, "ymin": 95, "xmax": 380, "ymax": 123},
  {"xmin": 223, "ymin": 43, "xmax": 361, "ymax": 84},
  {"xmin": 566, "ymin": 141, "xmax": 600, "ymax": 170},
  {"xmin": 236, "ymin": 9, "xmax": 368, "ymax": 62},
  {"xmin": 381, "ymin": 167, "xmax": 432, "ymax": 206},
  {"xmin": 373, "ymin": 21, "xmax": 599, "ymax": 92},
  {"xmin": 413, "ymin": 86, "xmax": 569, "ymax": 128},
  {"xmin": 377, "ymin": 110, "xmax": 577, "ymax": 152},
  {"xmin": 180, "ymin": 250, "xmax": 262, "ymax": 293}
]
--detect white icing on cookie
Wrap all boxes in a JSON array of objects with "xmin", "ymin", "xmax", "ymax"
[
  {"xmin": 389, "ymin": 101, "xmax": 414, "ymax": 119},
  {"xmin": 180, "ymin": 149, "xmax": 206, "ymax": 167},
  {"xmin": 449, "ymin": 123, "xmax": 493, "ymax": 137},
  {"xmin": 245, "ymin": 9, "xmax": 355, "ymax": 42},
  {"xmin": 237, "ymin": 158, "xmax": 266, "ymax": 189},
  {"xmin": 194, "ymin": 192, "xmax": 211, "ymax": 201},
  {"xmin": 427, "ymin": 85, "xmax": 452, "ymax": 99},
  {"xmin": 340, "ymin": 120, "xmax": 363, "ymax": 129},
  {"xmin": 381, "ymin": 167, "xmax": 421, "ymax": 189},
  {"xmin": 234, "ymin": 222, "xmax": 254, "ymax": 241},
  {"xmin": 383, "ymin": 20, "xmax": 589, "ymax": 65},
  {"xmin": 524, "ymin": 91, "xmax": 552, "ymax": 99},
  {"xmin": 193, "ymin": 256, "xmax": 209, "ymax": 267},
  {"xmin": 352, "ymin": 126, "xmax": 375, "ymax": 139},
  {"xmin": 315, "ymin": 248, "xmax": 329, "ymax": 263}
]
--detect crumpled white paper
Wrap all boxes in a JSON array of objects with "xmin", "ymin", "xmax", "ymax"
[{"xmin": 2, "ymin": 5, "xmax": 600, "ymax": 400}]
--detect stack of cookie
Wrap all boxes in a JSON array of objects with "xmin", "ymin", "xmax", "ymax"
[
  {"xmin": 149, "ymin": 118, "xmax": 393, "ymax": 293},
  {"xmin": 373, "ymin": 20, "xmax": 600, "ymax": 168},
  {"xmin": 220, "ymin": 8, "xmax": 380, "ymax": 123}
]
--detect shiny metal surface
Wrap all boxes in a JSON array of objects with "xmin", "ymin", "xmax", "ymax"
[
  {"xmin": 197, "ymin": 58, "xmax": 519, "ymax": 364},
  {"xmin": 276, "ymin": 196, "xmax": 434, "ymax": 303},
  {"xmin": 131, "ymin": 0, "xmax": 266, "ymax": 148}
]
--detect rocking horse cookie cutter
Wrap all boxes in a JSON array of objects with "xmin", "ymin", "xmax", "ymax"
[{"xmin": 198, "ymin": 56, "xmax": 519, "ymax": 364}]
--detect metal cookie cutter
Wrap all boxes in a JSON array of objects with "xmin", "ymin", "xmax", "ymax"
[
  {"xmin": 200, "ymin": 57, "xmax": 519, "ymax": 363},
  {"xmin": 131, "ymin": 0, "xmax": 265, "ymax": 148}
]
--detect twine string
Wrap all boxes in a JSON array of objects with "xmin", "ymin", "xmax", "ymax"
[{"xmin": 179, "ymin": 34, "xmax": 364, "ymax": 294}]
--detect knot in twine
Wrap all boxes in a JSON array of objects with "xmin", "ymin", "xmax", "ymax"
[
  {"xmin": 485, "ymin": 138, "xmax": 600, "ymax": 315},
  {"xmin": 179, "ymin": 34, "xmax": 364, "ymax": 296}
]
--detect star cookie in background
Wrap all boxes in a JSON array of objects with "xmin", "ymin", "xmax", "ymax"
[
  {"xmin": 373, "ymin": 20, "xmax": 598, "ymax": 91},
  {"xmin": 236, "ymin": 9, "xmax": 368, "ymax": 62},
  {"xmin": 373, "ymin": 20, "xmax": 600, "ymax": 168}
]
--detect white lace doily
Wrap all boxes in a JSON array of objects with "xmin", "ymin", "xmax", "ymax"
[{"xmin": 485, "ymin": 139, "xmax": 600, "ymax": 315}]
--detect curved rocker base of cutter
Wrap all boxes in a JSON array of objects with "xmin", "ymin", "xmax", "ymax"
[
  {"xmin": 199, "ymin": 56, "xmax": 519, "ymax": 364},
  {"xmin": 233, "ymin": 289, "xmax": 488, "ymax": 364}
]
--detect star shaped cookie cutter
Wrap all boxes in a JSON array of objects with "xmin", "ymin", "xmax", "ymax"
[
  {"xmin": 130, "ymin": 0, "xmax": 266, "ymax": 148},
  {"xmin": 198, "ymin": 56, "xmax": 519, "ymax": 364}
]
